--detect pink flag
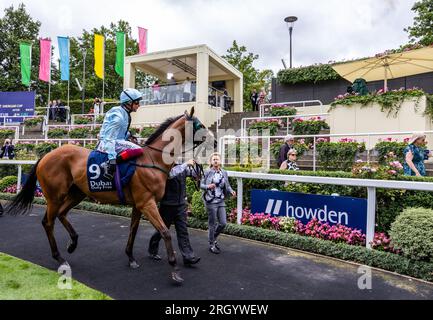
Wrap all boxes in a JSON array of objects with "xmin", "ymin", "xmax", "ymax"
[
  {"xmin": 138, "ymin": 27, "xmax": 148, "ymax": 54},
  {"xmin": 39, "ymin": 38, "xmax": 51, "ymax": 82}
]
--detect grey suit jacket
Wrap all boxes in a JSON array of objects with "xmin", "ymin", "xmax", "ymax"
[{"xmin": 200, "ymin": 168, "xmax": 234, "ymax": 199}]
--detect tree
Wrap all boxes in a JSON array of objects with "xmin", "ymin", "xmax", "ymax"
[
  {"xmin": 222, "ymin": 41, "xmax": 273, "ymax": 110},
  {"xmin": 0, "ymin": 3, "xmax": 41, "ymax": 92},
  {"xmin": 405, "ymin": 0, "xmax": 433, "ymax": 45}
]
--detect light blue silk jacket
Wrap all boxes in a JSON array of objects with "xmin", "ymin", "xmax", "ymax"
[{"xmin": 98, "ymin": 106, "xmax": 131, "ymax": 160}]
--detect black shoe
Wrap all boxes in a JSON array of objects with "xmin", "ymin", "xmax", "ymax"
[
  {"xmin": 183, "ymin": 257, "xmax": 201, "ymax": 266},
  {"xmin": 209, "ymin": 245, "xmax": 220, "ymax": 254},
  {"xmin": 148, "ymin": 253, "xmax": 162, "ymax": 261},
  {"xmin": 214, "ymin": 241, "xmax": 220, "ymax": 250}
]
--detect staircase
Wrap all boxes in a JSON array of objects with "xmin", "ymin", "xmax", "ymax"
[{"xmin": 208, "ymin": 111, "xmax": 259, "ymax": 136}]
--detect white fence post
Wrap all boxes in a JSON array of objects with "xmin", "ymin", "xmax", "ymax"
[
  {"xmin": 236, "ymin": 177, "xmax": 243, "ymax": 225},
  {"xmin": 17, "ymin": 164, "xmax": 22, "ymax": 193},
  {"xmin": 366, "ymin": 187, "xmax": 376, "ymax": 249},
  {"xmin": 313, "ymin": 136, "xmax": 317, "ymax": 172}
]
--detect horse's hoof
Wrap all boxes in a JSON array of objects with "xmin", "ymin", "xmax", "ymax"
[
  {"xmin": 171, "ymin": 271, "xmax": 184, "ymax": 284},
  {"xmin": 67, "ymin": 241, "xmax": 77, "ymax": 254},
  {"xmin": 59, "ymin": 261, "xmax": 70, "ymax": 269},
  {"xmin": 129, "ymin": 261, "xmax": 140, "ymax": 269}
]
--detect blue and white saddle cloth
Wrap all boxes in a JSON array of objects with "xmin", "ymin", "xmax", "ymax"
[{"xmin": 87, "ymin": 151, "xmax": 136, "ymax": 193}]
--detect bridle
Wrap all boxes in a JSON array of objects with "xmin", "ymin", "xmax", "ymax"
[{"xmin": 133, "ymin": 115, "xmax": 207, "ymax": 182}]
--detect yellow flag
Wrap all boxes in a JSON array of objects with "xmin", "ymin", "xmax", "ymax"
[{"xmin": 94, "ymin": 34, "xmax": 104, "ymax": 79}]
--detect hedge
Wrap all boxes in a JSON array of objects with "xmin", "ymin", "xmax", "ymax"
[{"xmin": 1, "ymin": 193, "xmax": 432, "ymax": 282}]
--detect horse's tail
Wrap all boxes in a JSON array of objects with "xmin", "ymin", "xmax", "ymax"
[{"xmin": 5, "ymin": 159, "xmax": 41, "ymax": 216}]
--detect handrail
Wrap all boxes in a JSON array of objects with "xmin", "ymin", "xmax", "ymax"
[
  {"xmin": 227, "ymin": 170, "xmax": 433, "ymax": 249},
  {"xmin": 259, "ymin": 100, "xmax": 324, "ymax": 117}
]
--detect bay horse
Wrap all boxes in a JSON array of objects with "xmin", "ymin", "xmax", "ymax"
[{"xmin": 6, "ymin": 107, "xmax": 210, "ymax": 283}]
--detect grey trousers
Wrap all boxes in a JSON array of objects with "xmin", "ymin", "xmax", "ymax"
[{"xmin": 206, "ymin": 202, "xmax": 227, "ymax": 245}]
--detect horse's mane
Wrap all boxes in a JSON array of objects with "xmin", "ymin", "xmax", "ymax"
[{"xmin": 144, "ymin": 114, "xmax": 184, "ymax": 145}]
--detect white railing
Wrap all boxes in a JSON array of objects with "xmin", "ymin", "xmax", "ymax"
[
  {"xmin": 228, "ymin": 170, "xmax": 433, "ymax": 249},
  {"xmin": 241, "ymin": 113, "xmax": 329, "ymax": 137},
  {"xmin": 259, "ymin": 100, "xmax": 323, "ymax": 117},
  {"xmin": 0, "ymin": 126, "xmax": 20, "ymax": 141},
  {"xmin": 218, "ymin": 130, "xmax": 433, "ymax": 171}
]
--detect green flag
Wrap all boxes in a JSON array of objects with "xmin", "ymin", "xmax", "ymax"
[
  {"xmin": 115, "ymin": 32, "xmax": 125, "ymax": 77},
  {"xmin": 20, "ymin": 42, "xmax": 32, "ymax": 86}
]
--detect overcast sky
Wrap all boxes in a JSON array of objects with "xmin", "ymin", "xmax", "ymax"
[{"xmin": 0, "ymin": 0, "xmax": 418, "ymax": 74}]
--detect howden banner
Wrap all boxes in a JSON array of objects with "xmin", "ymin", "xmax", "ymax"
[{"xmin": 251, "ymin": 189, "xmax": 367, "ymax": 233}]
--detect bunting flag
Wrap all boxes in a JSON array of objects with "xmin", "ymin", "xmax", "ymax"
[
  {"xmin": 115, "ymin": 32, "xmax": 125, "ymax": 77},
  {"xmin": 138, "ymin": 27, "xmax": 148, "ymax": 54},
  {"xmin": 20, "ymin": 42, "xmax": 32, "ymax": 86},
  {"xmin": 39, "ymin": 38, "xmax": 51, "ymax": 82},
  {"xmin": 94, "ymin": 34, "xmax": 105, "ymax": 79},
  {"xmin": 57, "ymin": 36, "xmax": 70, "ymax": 81}
]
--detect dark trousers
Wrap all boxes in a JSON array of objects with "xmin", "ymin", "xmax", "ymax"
[{"xmin": 148, "ymin": 204, "xmax": 195, "ymax": 260}]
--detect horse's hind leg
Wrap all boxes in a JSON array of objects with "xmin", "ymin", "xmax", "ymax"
[
  {"xmin": 57, "ymin": 186, "xmax": 86, "ymax": 254},
  {"xmin": 125, "ymin": 207, "xmax": 141, "ymax": 269},
  {"xmin": 42, "ymin": 202, "xmax": 67, "ymax": 266}
]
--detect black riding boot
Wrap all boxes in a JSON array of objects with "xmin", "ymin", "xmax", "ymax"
[{"xmin": 104, "ymin": 159, "xmax": 117, "ymax": 180}]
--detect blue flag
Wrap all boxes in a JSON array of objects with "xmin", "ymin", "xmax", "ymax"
[{"xmin": 57, "ymin": 36, "xmax": 70, "ymax": 81}]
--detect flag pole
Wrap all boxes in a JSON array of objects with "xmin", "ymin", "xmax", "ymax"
[
  {"xmin": 47, "ymin": 43, "xmax": 51, "ymax": 123},
  {"xmin": 102, "ymin": 36, "xmax": 105, "ymax": 102}
]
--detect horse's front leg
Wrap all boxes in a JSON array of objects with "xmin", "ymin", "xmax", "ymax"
[
  {"xmin": 125, "ymin": 207, "xmax": 142, "ymax": 269},
  {"xmin": 137, "ymin": 200, "xmax": 183, "ymax": 284}
]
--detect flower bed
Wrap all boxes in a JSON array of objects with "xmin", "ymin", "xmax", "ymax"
[
  {"xmin": 0, "ymin": 129, "xmax": 15, "ymax": 139},
  {"xmin": 269, "ymin": 105, "xmax": 297, "ymax": 117},
  {"xmin": 74, "ymin": 116, "xmax": 93, "ymax": 125},
  {"xmin": 330, "ymin": 87, "xmax": 426, "ymax": 117},
  {"xmin": 316, "ymin": 138, "xmax": 366, "ymax": 171},
  {"xmin": 24, "ymin": 117, "xmax": 44, "ymax": 129},
  {"xmin": 47, "ymin": 128, "xmax": 68, "ymax": 138},
  {"xmin": 248, "ymin": 119, "xmax": 281, "ymax": 136},
  {"xmin": 69, "ymin": 127, "xmax": 91, "ymax": 139}
]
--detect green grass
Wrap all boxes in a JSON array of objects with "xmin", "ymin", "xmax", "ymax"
[{"xmin": 0, "ymin": 253, "xmax": 112, "ymax": 300}]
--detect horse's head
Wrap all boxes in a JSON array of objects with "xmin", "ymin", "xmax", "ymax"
[{"xmin": 184, "ymin": 107, "xmax": 217, "ymax": 150}]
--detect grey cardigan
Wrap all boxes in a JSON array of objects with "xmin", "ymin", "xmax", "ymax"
[{"xmin": 200, "ymin": 167, "xmax": 234, "ymax": 203}]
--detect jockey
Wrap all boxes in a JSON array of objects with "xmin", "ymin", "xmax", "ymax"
[{"xmin": 97, "ymin": 88, "xmax": 144, "ymax": 180}]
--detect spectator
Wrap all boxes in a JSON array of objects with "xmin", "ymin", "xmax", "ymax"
[
  {"xmin": 51, "ymin": 100, "xmax": 58, "ymax": 122},
  {"xmin": 0, "ymin": 139, "xmax": 15, "ymax": 159},
  {"xmin": 57, "ymin": 99, "xmax": 66, "ymax": 122},
  {"xmin": 279, "ymin": 149, "xmax": 299, "ymax": 171},
  {"xmin": 404, "ymin": 132, "xmax": 431, "ymax": 177},
  {"xmin": 148, "ymin": 159, "xmax": 201, "ymax": 266},
  {"xmin": 250, "ymin": 89, "xmax": 258, "ymax": 111},
  {"xmin": 183, "ymin": 77, "xmax": 192, "ymax": 102},
  {"xmin": 266, "ymin": 88, "xmax": 272, "ymax": 103},
  {"xmin": 48, "ymin": 100, "xmax": 55, "ymax": 120},
  {"xmin": 278, "ymin": 134, "xmax": 296, "ymax": 167},
  {"xmin": 152, "ymin": 81, "xmax": 161, "ymax": 104},
  {"xmin": 200, "ymin": 153, "xmax": 236, "ymax": 254},
  {"xmin": 168, "ymin": 76, "xmax": 177, "ymax": 103},
  {"xmin": 93, "ymin": 98, "xmax": 101, "ymax": 115},
  {"xmin": 257, "ymin": 89, "xmax": 266, "ymax": 108}
]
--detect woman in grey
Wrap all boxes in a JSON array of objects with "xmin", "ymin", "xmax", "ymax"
[{"xmin": 201, "ymin": 153, "xmax": 236, "ymax": 254}]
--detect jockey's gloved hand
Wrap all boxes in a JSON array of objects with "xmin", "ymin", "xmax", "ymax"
[{"xmin": 104, "ymin": 159, "xmax": 117, "ymax": 180}]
